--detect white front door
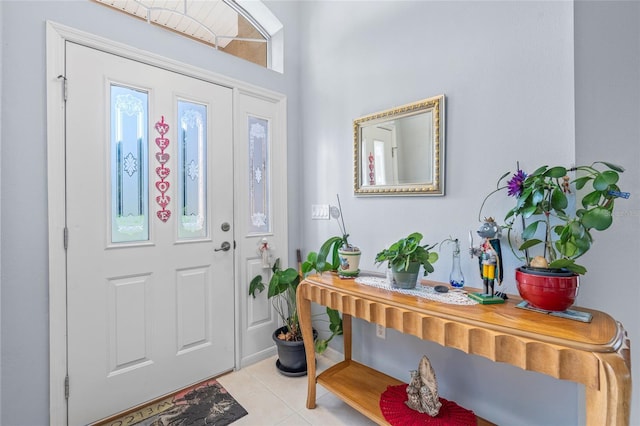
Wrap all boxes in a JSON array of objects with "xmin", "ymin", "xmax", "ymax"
[{"xmin": 65, "ymin": 42, "xmax": 234, "ymax": 425}]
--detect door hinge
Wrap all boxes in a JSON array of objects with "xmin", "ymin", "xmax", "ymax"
[
  {"xmin": 64, "ymin": 375, "xmax": 70, "ymax": 399},
  {"xmin": 64, "ymin": 227, "xmax": 69, "ymax": 250},
  {"xmin": 57, "ymin": 74, "xmax": 67, "ymax": 102}
]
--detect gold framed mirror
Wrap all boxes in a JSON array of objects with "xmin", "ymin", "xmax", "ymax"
[{"xmin": 354, "ymin": 95, "xmax": 445, "ymax": 196}]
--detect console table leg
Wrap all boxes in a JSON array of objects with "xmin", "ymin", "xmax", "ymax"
[
  {"xmin": 587, "ymin": 346, "xmax": 631, "ymax": 426},
  {"xmin": 297, "ymin": 290, "xmax": 316, "ymax": 408},
  {"xmin": 343, "ymin": 314, "xmax": 352, "ymax": 361}
]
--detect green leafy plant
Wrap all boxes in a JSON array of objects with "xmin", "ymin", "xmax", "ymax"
[
  {"xmin": 375, "ymin": 232, "xmax": 439, "ymax": 274},
  {"xmin": 481, "ymin": 161, "xmax": 627, "ymax": 275},
  {"xmin": 302, "ymin": 236, "xmax": 345, "ymax": 275},
  {"xmin": 249, "ymin": 257, "xmax": 342, "ymax": 353},
  {"xmin": 249, "ymin": 259, "xmax": 300, "ymax": 340}
]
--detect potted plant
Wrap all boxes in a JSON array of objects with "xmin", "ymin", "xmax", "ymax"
[
  {"xmin": 312, "ymin": 194, "xmax": 361, "ymax": 277},
  {"xmin": 481, "ymin": 161, "xmax": 627, "ymax": 311},
  {"xmin": 249, "ymin": 257, "xmax": 342, "ymax": 375},
  {"xmin": 375, "ymin": 232, "xmax": 439, "ymax": 289}
]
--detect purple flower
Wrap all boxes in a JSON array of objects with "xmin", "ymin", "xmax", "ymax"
[{"xmin": 507, "ymin": 169, "xmax": 527, "ymax": 197}]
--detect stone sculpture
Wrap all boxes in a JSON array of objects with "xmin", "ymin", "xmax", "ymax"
[{"xmin": 405, "ymin": 355, "xmax": 442, "ymax": 416}]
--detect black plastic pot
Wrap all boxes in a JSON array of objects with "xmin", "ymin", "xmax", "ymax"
[{"xmin": 272, "ymin": 325, "xmax": 317, "ymax": 377}]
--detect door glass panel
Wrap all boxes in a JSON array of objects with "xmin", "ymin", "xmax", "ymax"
[
  {"xmin": 248, "ymin": 116, "xmax": 270, "ymax": 234},
  {"xmin": 111, "ymin": 85, "xmax": 149, "ymax": 243},
  {"xmin": 178, "ymin": 101, "xmax": 207, "ymax": 239}
]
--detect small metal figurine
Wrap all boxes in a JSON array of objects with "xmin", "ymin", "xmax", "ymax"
[{"xmin": 470, "ymin": 218, "xmax": 503, "ymax": 297}]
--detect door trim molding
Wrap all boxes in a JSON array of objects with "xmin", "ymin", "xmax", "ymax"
[{"xmin": 46, "ymin": 21, "xmax": 286, "ymax": 425}]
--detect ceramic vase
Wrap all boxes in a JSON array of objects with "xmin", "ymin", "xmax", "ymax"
[
  {"xmin": 515, "ymin": 266, "xmax": 579, "ymax": 312},
  {"xmin": 338, "ymin": 246, "xmax": 361, "ymax": 277}
]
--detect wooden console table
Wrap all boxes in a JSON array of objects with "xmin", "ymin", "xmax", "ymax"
[{"xmin": 297, "ymin": 273, "xmax": 631, "ymax": 425}]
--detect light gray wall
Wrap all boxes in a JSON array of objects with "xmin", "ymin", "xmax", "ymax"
[
  {"xmin": 574, "ymin": 0, "xmax": 640, "ymax": 421},
  {"xmin": 0, "ymin": 1, "xmax": 301, "ymax": 424},
  {"xmin": 1, "ymin": 1, "xmax": 638, "ymax": 425},
  {"xmin": 299, "ymin": 1, "xmax": 637, "ymax": 425}
]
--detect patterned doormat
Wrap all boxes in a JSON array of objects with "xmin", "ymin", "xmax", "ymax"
[{"xmin": 99, "ymin": 379, "xmax": 248, "ymax": 426}]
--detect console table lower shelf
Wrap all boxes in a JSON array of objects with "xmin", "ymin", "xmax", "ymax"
[{"xmin": 317, "ymin": 359, "xmax": 494, "ymax": 425}]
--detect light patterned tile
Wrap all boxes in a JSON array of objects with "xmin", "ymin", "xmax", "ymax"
[
  {"xmin": 218, "ymin": 353, "xmax": 367, "ymax": 425},
  {"xmin": 244, "ymin": 355, "xmax": 331, "ymax": 411},
  {"xmin": 217, "ymin": 368, "xmax": 295, "ymax": 425},
  {"xmin": 297, "ymin": 392, "xmax": 378, "ymax": 426},
  {"xmin": 275, "ymin": 412, "xmax": 312, "ymax": 425}
]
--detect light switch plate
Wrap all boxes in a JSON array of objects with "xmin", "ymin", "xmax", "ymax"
[{"xmin": 311, "ymin": 204, "xmax": 330, "ymax": 220}]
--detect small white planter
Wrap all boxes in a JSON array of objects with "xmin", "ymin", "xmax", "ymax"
[{"xmin": 337, "ymin": 246, "xmax": 361, "ymax": 277}]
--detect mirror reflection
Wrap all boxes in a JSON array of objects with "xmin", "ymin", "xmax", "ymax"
[{"xmin": 354, "ymin": 95, "xmax": 444, "ymax": 196}]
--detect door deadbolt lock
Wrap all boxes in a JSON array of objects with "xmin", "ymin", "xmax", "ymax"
[
  {"xmin": 221, "ymin": 222, "xmax": 230, "ymax": 232},
  {"xmin": 214, "ymin": 241, "xmax": 231, "ymax": 252}
]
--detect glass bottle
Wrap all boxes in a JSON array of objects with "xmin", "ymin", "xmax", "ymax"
[{"xmin": 449, "ymin": 239, "xmax": 465, "ymax": 289}]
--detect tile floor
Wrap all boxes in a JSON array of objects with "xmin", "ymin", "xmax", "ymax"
[{"xmin": 217, "ymin": 354, "xmax": 377, "ymax": 426}]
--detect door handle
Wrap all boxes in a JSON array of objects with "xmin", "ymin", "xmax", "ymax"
[{"xmin": 214, "ymin": 241, "xmax": 231, "ymax": 252}]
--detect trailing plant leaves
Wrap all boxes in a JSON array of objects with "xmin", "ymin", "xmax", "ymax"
[
  {"xmin": 530, "ymin": 165, "xmax": 548, "ymax": 177},
  {"xmin": 557, "ymin": 224, "xmax": 571, "ymax": 243},
  {"xmin": 249, "ymin": 275, "xmax": 264, "ymax": 298},
  {"xmin": 581, "ymin": 190, "xmax": 602, "ymax": 208},
  {"xmin": 301, "ymin": 251, "xmax": 318, "ymax": 276},
  {"xmin": 326, "ymin": 308, "xmax": 343, "ymax": 335},
  {"xmin": 521, "ymin": 204, "xmax": 538, "ymax": 219},
  {"xmin": 551, "ymin": 188, "xmax": 568, "ymax": 210},
  {"xmin": 317, "ymin": 236, "xmax": 345, "ymax": 272},
  {"xmin": 582, "ymin": 207, "xmax": 613, "ymax": 231},
  {"xmin": 573, "ymin": 176, "xmax": 590, "ymax": 190},
  {"xmin": 267, "ymin": 274, "xmax": 280, "ymax": 298},
  {"xmin": 548, "ymin": 258, "xmax": 587, "ymax": 275},
  {"xmin": 570, "ymin": 221, "xmax": 586, "ymax": 239},
  {"xmin": 593, "ymin": 171, "xmax": 619, "ymax": 190},
  {"xmin": 574, "ymin": 234, "xmax": 591, "ymax": 255},
  {"xmin": 544, "ymin": 166, "xmax": 567, "ymax": 178},
  {"xmin": 267, "ymin": 268, "xmax": 299, "ymax": 298},
  {"xmin": 531, "ymin": 188, "xmax": 545, "ymax": 206},
  {"xmin": 504, "ymin": 209, "xmax": 515, "ymax": 221},
  {"xmin": 522, "ymin": 220, "xmax": 541, "ymax": 240},
  {"xmin": 519, "ymin": 238, "xmax": 543, "ymax": 251},
  {"xmin": 315, "ymin": 340, "xmax": 327, "ymax": 353},
  {"xmin": 598, "ymin": 161, "xmax": 625, "ymax": 173},
  {"xmin": 556, "ymin": 238, "xmax": 578, "ymax": 258}
]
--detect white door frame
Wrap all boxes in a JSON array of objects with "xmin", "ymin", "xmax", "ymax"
[{"xmin": 46, "ymin": 21, "xmax": 287, "ymax": 425}]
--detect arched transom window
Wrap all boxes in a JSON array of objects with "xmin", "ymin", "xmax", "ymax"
[{"xmin": 93, "ymin": 0, "xmax": 282, "ymax": 70}]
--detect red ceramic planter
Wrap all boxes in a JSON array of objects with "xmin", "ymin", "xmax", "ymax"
[{"xmin": 515, "ymin": 267, "xmax": 579, "ymax": 312}]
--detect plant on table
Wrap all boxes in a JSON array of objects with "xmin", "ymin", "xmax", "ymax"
[
  {"xmin": 481, "ymin": 161, "xmax": 627, "ymax": 275},
  {"xmin": 375, "ymin": 232, "xmax": 439, "ymax": 275}
]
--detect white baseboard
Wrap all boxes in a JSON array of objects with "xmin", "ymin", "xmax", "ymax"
[{"xmin": 239, "ymin": 346, "xmax": 277, "ymax": 369}]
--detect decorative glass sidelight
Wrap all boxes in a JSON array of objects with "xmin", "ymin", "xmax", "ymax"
[
  {"xmin": 248, "ymin": 116, "xmax": 270, "ymax": 234},
  {"xmin": 111, "ymin": 85, "xmax": 149, "ymax": 243},
  {"xmin": 177, "ymin": 101, "xmax": 207, "ymax": 238}
]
